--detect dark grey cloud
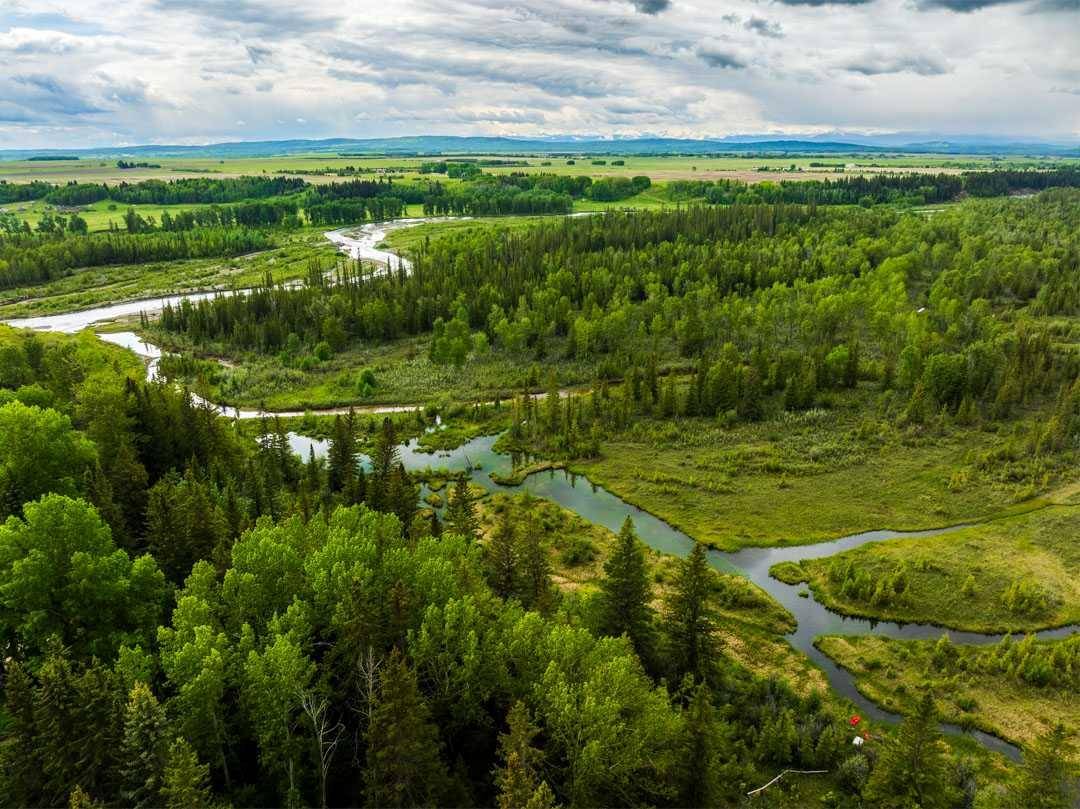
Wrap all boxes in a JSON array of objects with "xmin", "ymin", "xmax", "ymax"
[
  {"xmin": 745, "ymin": 16, "xmax": 784, "ymax": 37},
  {"xmin": 6, "ymin": 74, "xmax": 103, "ymax": 117},
  {"xmin": 246, "ymin": 44, "xmax": 272, "ymax": 63},
  {"xmin": 630, "ymin": 0, "xmax": 672, "ymax": 12},
  {"xmin": 697, "ymin": 47, "xmax": 747, "ymax": 69},
  {"xmin": 843, "ymin": 53, "xmax": 949, "ymax": 76},
  {"xmin": 153, "ymin": 0, "xmax": 340, "ymax": 34}
]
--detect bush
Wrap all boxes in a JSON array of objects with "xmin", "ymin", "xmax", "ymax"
[
  {"xmin": 836, "ymin": 754, "xmax": 870, "ymax": 794},
  {"xmin": 561, "ymin": 536, "xmax": 598, "ymax": 566}
]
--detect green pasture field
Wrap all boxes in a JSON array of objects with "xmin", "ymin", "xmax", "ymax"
[{"xmin": 4, "ymin": 152, "xmax": 1075, "ymax": 187}]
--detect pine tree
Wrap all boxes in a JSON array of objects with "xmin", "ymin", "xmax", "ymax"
[
  {"xmin": 494, "ymin": 701, "xmax": 557, "ymax": 809},
  {"xmin": 387, "ymin": 462, "xmax": 417, "ymax": 534},
  {"xmin": 518, "ymin": 510, "xmax": 553, "ymax": 611},
  {"xmin": 0, "ymin": 662, "xmax": 42, "ymax": 806},
  {"xmin": 369, "ymin": 416, "xmax": 401, "ymax": 510},
  {"xmin": 664, "ymin": 542, "xmax": 719, "ymax": 683},
  {"xmin": 1006, "ymin": 724, "xmax": 1078, "ymax": 809},
  {"xmin": 487, "ymin": 511, "xmax": 519, "ymax": 600},
  {"xmin": 864, "ymin": 692, "xmax": 952, "ymax": 808},
  {"xmin": 327, "ymin": 411, "xmax": 358, "ymax": 498},
  {"xmin": 67, "ymin": 785, "xmax": 95, "ymax": 809},
  {"xmin": 677, "ymin": 684, "xmax": 724, "ymax": 808},
  {"xmin": 161, "ymin": 738, "xmax": 214, "ymax": 809},
  {"xmin": 446, "ymin": 477, "xmax": 478, "ymax": 539},
  {"xmin": 365, "ymin": 649, "xmax": 448, "ymax": 808},
  {"xmin": 596, "ymin": 517, "xmax": 656, "ymax": 667},
  {"xmin": 120, "ymin": 682, "xmax": 170, "ymax": 808}
]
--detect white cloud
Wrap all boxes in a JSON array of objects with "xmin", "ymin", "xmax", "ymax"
[{"xmin": 0, "ymin": 0, "xmax": 1076, "ymax": 147}]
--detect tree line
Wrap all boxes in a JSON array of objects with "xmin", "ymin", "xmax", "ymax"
[
  {"xmin": 41, "ymin": 176, "xmax": 308, "ymax": 207},
  {"xmin": 0, "ymin": 227, "xmax": 274, "ymax": 288},
  {"xmin": 667, "ymin": 167, "xmax": 1080, "ymax": 207}
]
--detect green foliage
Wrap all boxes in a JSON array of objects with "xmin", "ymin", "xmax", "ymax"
[
  {"xmin": 494, "ymin": 701, "xmax": 556, "ymax": 809},
  {"xmin": 1006, "ymin": 725, "xmax": 1079, "ymax": 809},
  {"xmin": 161, "ymin": 738, "xmax": 214, "ymax": 809},
  {"xmin": 446, "ymin": 476, "xmax": 479, "ymax": 539},
  {"xmin": 0, "ymin": 401, "xmax": 96, "ymax": 518},
  {"xmin": 596, "ymin": 517, "xmax": 657, "ymax": 667},
  {"xmin": 365, "ymin": 648, "xmax": 449, "ymax": 808},
  {"xmin": 663, "ymin": 543, "xmax": 721, "ymax": 684},
  {"xmin": 864, "ymin": 692, "xmax": 954, "ymax": 808},
  {"xmin": 119, "ymin": 682, "xmax": 170, "ymax": 808},
  {"xmin": 0, "ymin": 494, "xmax": 167, "ymax": 662}
]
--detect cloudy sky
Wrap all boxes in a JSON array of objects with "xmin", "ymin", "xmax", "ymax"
[{"xmin": 1, "ymin": 0, "xmax": 1078, "ymax": 148}]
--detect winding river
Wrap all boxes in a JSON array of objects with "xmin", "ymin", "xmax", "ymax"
[{"xmin": 4, "ymin": 217, "xmax": 1076, "ymax": 759}]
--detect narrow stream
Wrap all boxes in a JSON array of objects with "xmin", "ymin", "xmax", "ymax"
[{"xmin": 4, "ymin": 217, "xmax": 1076, "ymax": 760}]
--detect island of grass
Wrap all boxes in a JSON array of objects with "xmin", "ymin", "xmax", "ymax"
[
  {"xmin": 778, "ymin": 503, "xmax": 1080, "ymax": 633},
  {"xmin": 815, "ymin": 634, "xmax": 1080, "ymax": 751}
]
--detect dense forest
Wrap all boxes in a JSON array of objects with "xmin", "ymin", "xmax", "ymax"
[
  {"xmin": 3, "ymin": 173, "xmax": 1080, "ymax": 807},
  {"xmin": 0, "ymin": 227, "xmax": 275, "ymax": 288},
  {"xmin": 41, "ymin": 176, "xmax": 308, "ymax": 207},
  {"xmin": 158, "ymin": 193, "xmax": 1080, "ymax": 437},
  {"xmin": 1, "ymin": 323, "xmax": 1074, "ymax": 808}
]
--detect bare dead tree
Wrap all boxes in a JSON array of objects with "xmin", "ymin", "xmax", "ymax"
[
  {"xmin": 348, "ymin": 645, "xmax": 383, "ymax": 766},
  {"xmin": 299, "ymin": 687, "xmax": 345, "ymax": 809}
]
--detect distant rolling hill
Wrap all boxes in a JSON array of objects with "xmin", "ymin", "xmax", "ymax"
[{"xmin": 1, "ymin": 135, "xmax": 1077, "ymax": 160}]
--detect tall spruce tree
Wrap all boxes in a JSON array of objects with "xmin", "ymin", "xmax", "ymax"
[
  {"xmin": 161, "ymin": 738, "xmax": 214, "ymax": 809},
  {"xmin": 369, "ymin": 417, "xmax": 401, "ymax": 510},
  {"xmin": 0, "ymin": 661, "xmax": 42, "ymax": 806},
  {"xmin": 677, "ymin": 684, "xmax": 725, "ymax": 808},
  {"xmin": 663, "ymin": 542, "xmax": 719, "ymax": 683},
  {"xmin": 365, "ymin": 649, "xmax": 448, "ymax": 808},
  {"xmin": 864, "ymin": 692, "xmax": 952, "ymax": 808},
  {"xmin": 446, "ymin": 477, "xmax": 479, "ymax": 539},
  {"xmin": 326, "ymin": 410, "xmax": 359, "ymax": 500},
  {"xmin": 119, "ymin": 682, "xmax": 170, "ymax": 808},
  {"xmin": 596, "ymin": 517, "xmax": 656, "ymax": 667},
  {"xmin": 518, "ymin": 509, "xmax": 553, "ymax": 611},
  {"xmin": 494, "ymin": 701, "xmax": 557, "ymax": 809},
  {"xmin": 487, "ymin": 511, "xmax": 519, "ymax": 599},
  {"xmin": 1006, "ymin": 724, "xmax": 1078, "ymax": 809}
]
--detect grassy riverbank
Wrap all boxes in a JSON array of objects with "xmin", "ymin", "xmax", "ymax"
[
  {"xmin": 151, "ymin": 332, "xmax": 603, "ymax": 409},
  {"xmin": 815, "ymin": 634, "xmax": 1080, "ymax": 751},
  {"xmin": 779, "ymin": 503, "xmax": 1080, "ymax": 633},
  {"xmin": 567, "ymin": 391, "xmax": 1073, "ymax": 551},
  {"xmin": 0, "ymin": 228, "xmax": 336, "ymax": 319}
]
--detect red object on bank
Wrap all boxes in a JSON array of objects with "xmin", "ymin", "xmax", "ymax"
[{"xmin": 849, "ymin": 715, "xmax": 861, "ymax": 727}]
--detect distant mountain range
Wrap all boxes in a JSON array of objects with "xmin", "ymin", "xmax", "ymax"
[{"xmin": 2, "ymin": 135, "xmax": 1078, "ymax": 160}]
